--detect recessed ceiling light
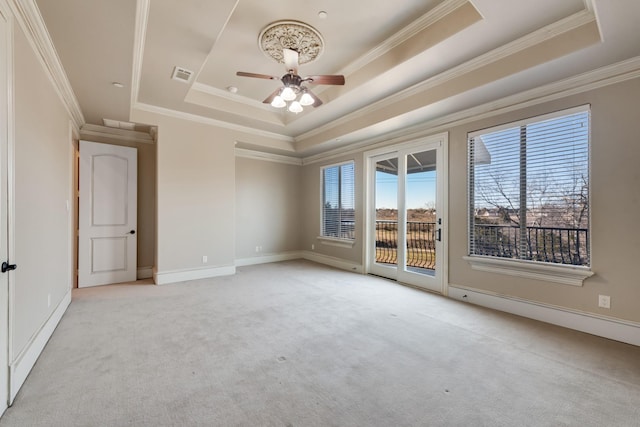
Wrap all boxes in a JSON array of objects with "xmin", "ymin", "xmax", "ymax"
[
  {"xmin": 318, "ymin": 11, "xmax": 328, "ymax": 19},
  {"xmin": 112, "ymin": 82, "xmax": 124, "ymax": 88},
  {"xmin": 227, "ymin": 86, "xmax": 238, "ymax": 93}
]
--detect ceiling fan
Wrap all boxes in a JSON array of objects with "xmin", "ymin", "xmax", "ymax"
[{"xmin": 236, "ymin": 48, "xmax": 345, "ymax": 113}]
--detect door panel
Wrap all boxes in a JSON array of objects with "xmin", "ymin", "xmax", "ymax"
[
  {"xmin": 0, "ymin": 5, "xmax": 9, "ymax": 414},
  {"xmin": 79, "ymin": 141, "xmax": 137, "ymax": 287},
  {"xmin": 367, "ymin": 139, "xmax": 445, "ymax": 293},
  {"xmin": 91, "ymin": 155, "xmax": 129, "ymax": 225}
]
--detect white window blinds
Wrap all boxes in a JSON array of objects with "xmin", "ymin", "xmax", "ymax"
[
  {"xmin": 468, "ymin": 107, "xmax": 590, "ymax": 266},
  {"xmin": 322, "ymin": 162, "xmax": 355, "ymax": 239}
]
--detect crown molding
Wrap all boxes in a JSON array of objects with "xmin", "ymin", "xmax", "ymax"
[
  {"xmin": 130, "ymin": 0, "xmax": 149, "ymax": 116},
  {"xmin": 235, "ymin": 148, "xmax": 302, "ymax": 166},
  {"xmin": 80, "ymin": 124, "xmax": 155, "ymax": 144},
  {"xmin": 339, "ymin": 0, "xmax": 476, "ymax": 77},
  {"xmin": 7, "ymin": 0, "xmax": 84, "ymax": 129},
  {"xmin": 298, "ymin": 8, "xmax": 598, "ymax": 144},
  {"xmin": 190, "ymin": 82, "xmax": 277, "ymax": 112},
  {"xmin": 133, "ymin": 102, "xmax": 295, "ymax": 143},
  {"xmin": 302, "ymin": 56, "xmax": 640, "ymax": 165}
]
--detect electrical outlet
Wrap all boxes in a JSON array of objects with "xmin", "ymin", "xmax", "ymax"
[
  {"xmin": 202, "ymin": 255, "xmax": 208, "ymax": 264},
  {"xmin": 598, "ymin": 295, "xmax": 610, "ymax": 309},
  {"xmin": 311, "ymin": 244, "xmax": 315, "ymax": 250}
]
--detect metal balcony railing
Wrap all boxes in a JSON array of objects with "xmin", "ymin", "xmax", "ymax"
[
  {"xmin": 375, "ymin": 221, "xmax": 436, "ymax": 270},
  {"xmin": 374, "ymin": 221, "xmax": 589, "ymax": 269},
  {"xmin": 472, "ymin": 224, "xmax": 589, "ymax": 266}
]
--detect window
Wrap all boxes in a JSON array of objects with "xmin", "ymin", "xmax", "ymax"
[
  {"xmin": 468, "ymin": 107, "xmax": 590, "ymax": 272},
  {"xmin": 321, "ymin": 161, "xmax": 355, "ymax": 241}
]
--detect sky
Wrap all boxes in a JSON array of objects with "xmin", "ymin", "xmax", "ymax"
[{"xmin": 375, "ymin": 170, "xmax": 436, "ymax": 209}]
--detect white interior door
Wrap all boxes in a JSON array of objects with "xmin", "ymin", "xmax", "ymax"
[
  {"xmin": 79, "ymin": 141, "xmax": 137, "ymax": 287},
  {"xmin": 367, "ymin": 137, "xmax": 446, "ymax": 293},
  {"xmin": 0, "ymin": 4, "xmax": 9, "ymax": 414}
]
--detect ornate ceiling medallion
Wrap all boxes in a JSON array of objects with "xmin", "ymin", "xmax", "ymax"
[{"xmin": 259, "ymin": 20, "xmax": 324, "ymax": 66}]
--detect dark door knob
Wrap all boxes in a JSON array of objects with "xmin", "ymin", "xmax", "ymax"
[
  {"xmin": 1, "ymin": 261, "xmax": 17, "ymax": 273},
  {"xmin": 129, "ymin": 230, "xmax": 136, "ymax": 235}
]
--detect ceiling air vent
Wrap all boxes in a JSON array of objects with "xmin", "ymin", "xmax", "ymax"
[{"xmin": 171, "ymin": 66, "xmax": 193, "ymax": 83}]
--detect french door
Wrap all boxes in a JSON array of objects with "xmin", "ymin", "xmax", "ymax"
[{"xmin": 366, "ymin": 136, "xmax": 446, "ymax": 293}]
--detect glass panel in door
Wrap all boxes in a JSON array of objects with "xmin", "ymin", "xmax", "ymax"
[
  {"xmin": 372, "ymin": 155, "xmax": 399, "ymax": 278},
  {"xmin": 400, "ymin": 150, "xmax": 438, "ymax": 287}
]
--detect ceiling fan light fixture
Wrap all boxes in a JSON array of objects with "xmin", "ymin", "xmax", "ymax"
[
  {"xmin": 271, "ymin": 95, "xmax": 286, "ymax": 108},
  {"xmin": 288, "ymin": 101, "xmax": 303, "ymax": 113},
  {"xmin": 299, "ymin": 92, "xmax": 314, "ymax": 106},
  {"xmin": 281, "ymin": 86, "xmax": 297, "ymax": 101}
]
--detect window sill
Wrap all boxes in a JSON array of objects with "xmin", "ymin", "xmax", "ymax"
[
  {"xmin": 463, "ymin": 256, "xmax": 593, "ymax": 286},
  {"xmin": 317, "ymin": 237, "xmax": 355, "ymax": 249}
]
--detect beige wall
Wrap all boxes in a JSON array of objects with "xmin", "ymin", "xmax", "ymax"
[
  {"xmin": 130, "ymin": 110, "xmax": 237, "ymax": 274},
  {"xmin": 13, "ymin": 26, "xmax": 72, "ymax": 354},
  {"xmin": 78, "ymin": 135, "xmax": 156, "ymax": 270},
  {"xmin": 235, "ymin": 157, "xmax": 302, "ymax": 259},
  {"xmin": 448, "ymin": 78, "xmax": 640, "ymax": 323},
  {"xmin": 301, "ymin": 77, "xmax": 640, "ymax": 324}
]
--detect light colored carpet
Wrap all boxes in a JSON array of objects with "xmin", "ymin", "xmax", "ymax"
[{"xmin": 1, "ymin": 260, "xmax": 639, "ymax": 426}]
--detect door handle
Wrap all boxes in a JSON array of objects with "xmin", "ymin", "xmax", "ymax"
[
  {"xmin": 436, "ymin": 228, "xmax": 441, "ymax": 242},
  {"xmin": 1, "ymin": 261, "xmax": 17, "ymax": 273},
  {"xmin": 128, "ymin": 230, "xmax": 136, "ymax": 235}
]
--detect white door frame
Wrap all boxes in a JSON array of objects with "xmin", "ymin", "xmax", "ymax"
[
  {"xmin": 364, "ymin": 133, "xmax": 449, "ymax": 294},
  {"xmin": 0, "ymin": 0, "xmax": 12, "ymax": 411}
]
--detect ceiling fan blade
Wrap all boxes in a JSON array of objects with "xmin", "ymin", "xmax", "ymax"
[
  {"xmin": 283, "ymin": 48, "xmax": 299, "ymax": 73},
  {"xmin": 262, "ymin": 88, "xmax": 281, "ymax": 104},
  {"xmin": 236, "ymin": 71, "xmax": 279, "ymax": 80},
  {"xmin": 305, "ymin": 89, "xmax": 323, "ymax": 107},
  {"xmin": 304, "ymin": 75, "xmax": 345, "ymax": 85}
]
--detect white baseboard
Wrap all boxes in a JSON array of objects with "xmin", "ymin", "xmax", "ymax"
[
  {"xmin": 302, "ymin": 251, "xmax": 364, "ymax": 273},
  {"xmin": 235, "ymin": 251, "xmax": 302, "ymax": 267},
  {"xmin": 136, "ymin": 266, "xmax": 153, "ymax": 279},
  {"xmin": 153, "ymin": 265, "xmax": 236, "ymax": 285},
  {"xmin": 448, "ymin": 285, "xmax": 640, "ymax": 347},
  {"xmin": 9, "ymin": 289, "xmax": 72, "ymax": 403}
]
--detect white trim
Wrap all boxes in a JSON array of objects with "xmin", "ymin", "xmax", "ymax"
[
  {"xmin": 235, "ymin": 251, "xmax": 302, "ymax": 267},
  {"xmin": 136, "ymin": 266, "xmax": 153, "ymax": 280},
  {"xmin": 6, "ymin": 0, "xmax": 84, "ymax": 129},
  {"xmin": 133, "ymin": 102, "xmax": 295, "ymax": 143},
  {"xmin": 302, "ymin": 250, "xmax": 363, "ymax": 274},
  {"xmin": 153, "ymin": 265, "xmax": 236, "ymax": 285},
  {"xmin": 338, "ymin": 0, "xmax": 476, "ymax": 77},
  {"xmin": 80, "ymin": 124, "xmax": 154, "ymax": 144},
  {"xmin": 191, "ymin": 82, "xmax": 276, "ymax": 111},
  {"xmin": 235, "ymin": 148, "xmax": 302, "ymax": 166},
  {"xmin": 468, "ymin": 104, "xmax": 590, "ymax": 138},
  {"xmin": 448, "ymin": 286, "xmax": 640, "ymax": 347},
  {"xmin": 297, "ymin": 9, "xmax": 597, "ymax": 145},
  {"xmin": 317, "ymin": 237, "xmax": 355, "ymax": 248},
  {"xmin": 130, "ymin": 0, "xmax": 149, "ymax": 115},
  {"xmin": 302, "ymin": 55, "xmax": 640, "ymax": 164},
  {"xmin": 463, "ymin": 256, "xmax": 593, "ymax": 287},
  {"xmin": 5, "ymin": 0, "xmax": 16, "ymax": 400},
  {"xmin": 9, "ymin": 290, "xmax": 71, "ymax": 403}
]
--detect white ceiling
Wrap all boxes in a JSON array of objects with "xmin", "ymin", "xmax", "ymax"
[{"xmin": 35, "ymin": 0, "xmax": 640, "ymax": 156}]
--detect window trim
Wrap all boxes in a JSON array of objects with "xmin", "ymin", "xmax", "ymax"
[
  {"xmin": 318, "ymin": 160, "xmax": 355, "ymax": 244},
  {"xmin": 466, "ymin": 105, "xmax": 592, "ymax": 285},
  {"xmin": 463, "ymin": 255, "xmax": 593, "ymax": 286}
]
